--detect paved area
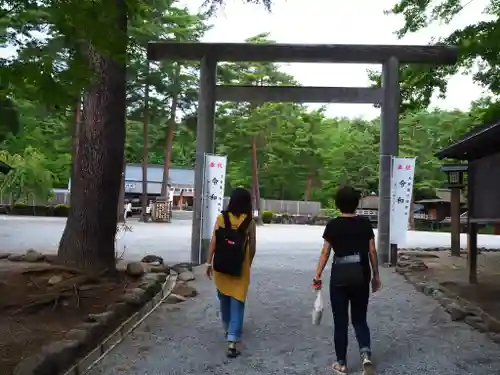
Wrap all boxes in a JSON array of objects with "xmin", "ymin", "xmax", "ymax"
[
  {"xmin": 2, "ymin": 217, "xmax": 500, "ymax": 374},
  {"xmin": 1, "ymin": 216, "xmax": 500, "ymax": 263},
  {"xmin": 88, "ymin": 245, "xmax": 500, "ymax": 375}
]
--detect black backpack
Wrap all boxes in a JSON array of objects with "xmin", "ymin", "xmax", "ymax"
[{"xmin": 213, "ymin": 212, "xmax": 252, "ymax": 277}]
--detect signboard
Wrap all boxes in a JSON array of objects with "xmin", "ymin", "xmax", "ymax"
[
  {"xmin": 201, "ymin": 154, "xmax": 227, "ymax": 239},
  {"xmin": 390, "ymin": 157, "xmax": 416, "ymax": 245}
]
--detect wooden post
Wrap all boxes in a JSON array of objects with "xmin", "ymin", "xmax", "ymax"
[
  {"xmin": 467, "ymin": 163, "xmax": 477, "ymax": 283},
  {"xmin": 468, "ymin": 222, "xmax": 478, "ymax": 284},
  {"xmin": 378, "ymin": 56, "xmax": 400, "ymax": 266},
  {"xmin": 450, "ymin": 187, "xmax": 461, "ymax": 256},
  {"xmin": 190, "ymin": 57, "xmax": 217, "ymax": 265}
]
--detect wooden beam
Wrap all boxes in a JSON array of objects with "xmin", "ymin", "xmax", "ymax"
[
  {"xmin": 215, "ymin": 85, "xmax": 382, "ymax": 104},
  {"xmin": 147, "ymin": 42, "xmax": 459, "ymax": 65},
  {"xmin": 467, "ymin": 163, "xmax": 478, "ymax": 284}
]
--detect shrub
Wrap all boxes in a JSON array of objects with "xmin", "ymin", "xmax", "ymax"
[
  {"xmin": 53, "ymin": 204, "xmax": 70, "ymax": 217},
  {"xmin": 319, "ymin": 208, "xmax": 341, "ymax": 218},
  {"xmin": 262, "ymin": 210, "xmax": 273, "ymax": 224},
  {"xmin": 12, "ymin": 202, "xmax": 27, "ymax": 208}
]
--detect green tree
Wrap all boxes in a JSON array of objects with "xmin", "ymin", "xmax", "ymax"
[
  {"xmin": 370, "ymin": 0, "xmax": 500, "ymax": 121},
  {"xmin": 0, "ymin": 147, "xmax": 54, "ymax": 203}
]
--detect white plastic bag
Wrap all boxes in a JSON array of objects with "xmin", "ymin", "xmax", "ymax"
[{"xmin": 312, "ymin": 289, "xmax": 324, "ymax": 325}]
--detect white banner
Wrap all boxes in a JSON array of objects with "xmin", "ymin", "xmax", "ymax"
[
  {"xmin": 201, "ymin": 154, "xmax": 227, "ymax": 239},
  {"xmin": 390, "ymin": 157, "xmax": 416, "ymax": 245}
]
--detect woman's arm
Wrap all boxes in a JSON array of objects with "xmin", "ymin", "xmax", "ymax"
[
  {"xmin": 314, "ymin": 239, "xmax": 332, "ymax": 280},
  {"xmin": 207, "ymin": 221, "xmax": 219, "ymax": 265},
  {"xmin": 248, "ymin": 220, "xmax": 257, "ymax": 266},
  {"xmin": 368, "ymin": 238, "xmax": 379, "ymax": 278}
]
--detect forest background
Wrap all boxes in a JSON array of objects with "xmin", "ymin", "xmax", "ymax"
[
  {"xmin": 1, "ymin": 0, "xmax": 500, "ymax": 270},
  {"xmin": 1, "ymin": 0, "xmax": 499, "ymax": 208}
]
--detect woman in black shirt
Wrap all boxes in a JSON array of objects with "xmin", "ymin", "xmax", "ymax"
[{"xmin": 313, "ymin": 186, "xmax": 381, "ymax": 375}]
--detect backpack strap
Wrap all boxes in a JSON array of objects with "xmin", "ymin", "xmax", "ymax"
[
  {"xmin": 237, "ymin": 215, "xmax": 252, "ymax": 233},
  {"xmin": 222, "ymin": 211, "xmax": 231, "ymax": 229}
]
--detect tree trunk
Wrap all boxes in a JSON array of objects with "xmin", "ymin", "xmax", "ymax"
[
  {"xmin": 117, "ymin": 162, "xmax": 125, "ymax": 223},
  {"xmin": 69, "ymin": 97, "xmax": 82, "ymax": 196},
  {"xmin": 251, "ymin": 136, "xmax": 263, "ymax": 225},
  {"xmin": 141, "ymin": 65, "xmax": 150, "ymax": 222},
  {"xmin": 305, "ymin": 174, "xmax": 312, "ymax": 201},
  {"xmin": 161, "ymin": 64, "xmax": 181, "ymax": 197},
  {"xmin": 58, "ymin": 0, "xmax": 127, "ymax": 273}
]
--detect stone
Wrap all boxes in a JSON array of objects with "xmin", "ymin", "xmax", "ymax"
[
  {"xmin": 0, "ymin": 253, "xmax": 11, "ymax": 259},
  {"xmin": 178, "ymin": 271, "xmax": 195, "ymax": 282},
  {"xmin": 87, "ymin": 311, "xmax": 114, "ymax": 324},
  {"xmin": 7, "ymin": 254, "xmax": 25, "ymax": 262},
  {"xmin": 165, "ymin": 294, "xmax": 187, "ymax": 304},
  {"xmin": 141, "ymin": 255, "xmax": 164, "ymax": 265},
  {"xmin": 399, "ymin": 255, "xmax": 411, "ymax": 261},
  {"xmin": 74, "ymin": 322, "xmax": 101, "ymax": 341},
  {"xmin": 121, "ymin": 288, "xmax": 147, "ymax": 306},
  {"xmin": 172, "ymin": 282, "xmax": 198, "ymax": 298},
  {"xmin": 445, "ymin": 302, "xmax": 468, "ymax": 321},
  {"xmin": 151, "ymin": 264, "xmax": 171, "ymax": 274},
  {"xmin": 108, "ymin": 302, "xmax": 132, "ymax": 319},
  {"xmin": 12, "ymin": 353, "xmax": 52, "ymax": 375},
  {"xmin": 465, "ymin": 315, "xmax": 488, "ymax": 332},
  {"xmin": 142, "ymin": 272, "xmax": 167, "ymax": 283},
  {"xmin": 41, "ymin": 340, "xmax": 79, "ymax": 372},
  {"xmin": 422, "ymin": 285, "xmax": 436, "ymax": 296},
  {"xmin": 65, "ymin": 328, "xmax": 90, "ymax": 345},
  {"xmin": 436, "ymin": 295, "xmax": 454, "ymax": 309},
  {"xmin": 24, "ymin": 249, "xmax": 45, "ymax": 262},
  {"xmin": 413, "ymin": 282, "xmax": 427, "ymax": 293},
  {"xmin": 463, "ymin": 304, "xmax": 482, "ymax": 316},
  {"xmin": 48, "ymin": 275, "xmax": 63, "ymax": 286},
  {"xmin": 482, "ymin": 315, "xmax": 500, "ymax": 333},
  {"xmin": 126, "ymin": 262, "xmax": 145, "ymax": 277},
  {"xmin": 489, "ymin": 333, "xmax": 500, "ymax": 343},
  {"xmin": 171, "ymin": 262, "xmax": 193, "ymax": 274}
]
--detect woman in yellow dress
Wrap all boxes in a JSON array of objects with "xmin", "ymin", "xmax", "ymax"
[{"xmin": 205, "ymin": 188, "xmax": 256, "ymax": 358}]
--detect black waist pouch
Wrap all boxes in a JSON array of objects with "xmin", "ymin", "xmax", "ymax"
[{"xmin": 330, "ymin": 254, "xmax": 365, "ymax": 287}]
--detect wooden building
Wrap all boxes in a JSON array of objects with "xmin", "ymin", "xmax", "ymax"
[
  {"xmin": 123, "ymin": 164, "xmax": 195, "ymax": 209},
  {"xmin": 436, "ymin": 119, "xmax": 500, "ymax": 283},
  {"xmin": 415, "ymin": 188, "xmax": 467, "ymax": 221}
]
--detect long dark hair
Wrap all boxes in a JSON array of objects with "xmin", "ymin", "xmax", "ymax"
[{"xmin": 226, "ymin": 187, "xmax": 252, "ymax": 217}]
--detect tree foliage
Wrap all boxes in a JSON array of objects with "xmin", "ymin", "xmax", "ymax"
[
  {"xmin": 369, "ymin": 0, "xmax": 500, "ymax": 121},
  {"xmin": 1, "ymin": 0, "xmax": 495, "ymax": 270}
]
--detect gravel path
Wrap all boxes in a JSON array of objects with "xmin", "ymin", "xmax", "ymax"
[
  {"xmin": 2, "ymin": 217, "xmax": 500, "ymax": 374},
  {"xmin": 88, "ymin": 253, "xmax": 500, "ymax": 375}
]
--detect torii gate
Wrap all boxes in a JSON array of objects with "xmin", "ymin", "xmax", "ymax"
[{"xmin": 147, "ymin": 42, "xmax": 459, "ymax": 265}]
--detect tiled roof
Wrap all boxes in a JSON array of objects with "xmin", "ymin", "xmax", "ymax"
[
  {"xmin": 436, "ymin": 119, "xmax": 500, "ymax": 160},
  {"xmin": 125, "ymin": 164, "xmax": 194, "ymax": 185}
]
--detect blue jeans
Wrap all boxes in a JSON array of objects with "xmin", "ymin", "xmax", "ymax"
[
  {"xmin": 217, "ymin": 290, "xmax": 245, "ymax": 342},
  {"xmin": 330, "ymin": 283, "xmax": 371, "ymax": 364}
]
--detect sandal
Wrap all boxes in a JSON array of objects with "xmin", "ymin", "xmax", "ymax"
[
  {"xmin": 361, "ymin": 353, "xmax": 374, "ymax": 375},
  {"xmin": 226, "ymin": 342, "xmax": 241, "ymax": 358},
  {"xmin": 332, "ymin": 362, "xmax": 348, "ymax": 374}
]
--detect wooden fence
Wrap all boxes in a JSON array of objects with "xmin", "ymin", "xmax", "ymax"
[{"xmin": 223, "ymin": 197, "xmax": 322, "ymax": 216}]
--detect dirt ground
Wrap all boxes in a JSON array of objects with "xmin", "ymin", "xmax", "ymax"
[
  {"xmin": 0, "ymin": 260, "xmax": 141, "ymax": 375},
  {"xmin": 416, "ymin": 251, "xmax": 500, "ymax": 321}
]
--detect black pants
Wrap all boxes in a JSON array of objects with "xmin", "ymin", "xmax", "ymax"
[{"xmin": 329, "ymin": 282, "xmax": 371, "ymax": 364}]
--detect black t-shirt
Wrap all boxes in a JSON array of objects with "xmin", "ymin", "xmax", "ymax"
[{"xmin": 322, "ymin": 215, "xmax": 375, "ymax": 283}]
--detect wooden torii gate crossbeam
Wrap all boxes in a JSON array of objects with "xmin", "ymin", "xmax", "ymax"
[{"xmin": 147, "ymin": 41, "xmax": 459, "ymax": 266}]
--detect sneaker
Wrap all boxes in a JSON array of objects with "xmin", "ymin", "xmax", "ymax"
[{"xmin": 361, "ymin": 352, "xmax": 374, "ymax": 375}]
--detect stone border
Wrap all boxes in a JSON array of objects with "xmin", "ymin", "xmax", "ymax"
[
  {"xmin": 11, "ymin": 258, "xmax": 176, "ymax": 375},
  {"xmin": 61, "ymin": 271, "xmax": 178, "ymax": 375},
  {"xmin": 395, "ymin": 255, "xmax": 500, "ymax": 345}
]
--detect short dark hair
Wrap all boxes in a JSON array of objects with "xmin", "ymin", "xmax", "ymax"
[
  {"xmin": 334, "ymin": 186, "xmax": 360, "ymax": 214},
  {"xmin": 226, "ymin": 187, "xmax": 252, "ymax": 217}
]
